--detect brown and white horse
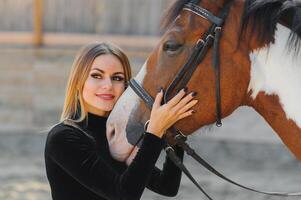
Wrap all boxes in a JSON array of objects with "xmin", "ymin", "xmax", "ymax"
[{"xmin": 106, "ymin": 0, "xmax": 301, "ymax": 165}]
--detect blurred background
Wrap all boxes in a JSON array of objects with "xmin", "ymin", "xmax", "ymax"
[{"xmin": 0, "ymin": 0, "xmax": 300, "ymax": 199}]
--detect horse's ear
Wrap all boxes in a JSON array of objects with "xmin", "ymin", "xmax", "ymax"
[
  {"xmin": 277, "ymin": 2, "xmax": 301, "ymax": 54},
  {"xmin": 279, "ymin": 4, "xmax": 301, "ymax": 35},
  {"xmin": 278, "ymin": 2, "xmax": 301, "ymax": 48}
]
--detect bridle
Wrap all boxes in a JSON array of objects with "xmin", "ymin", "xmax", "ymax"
[{"xmin": 128, "ymin": 1, "xmax": 301, "ymax": 199}]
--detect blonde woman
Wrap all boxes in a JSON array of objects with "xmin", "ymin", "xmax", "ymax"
[{"xmin": 44, "ymin": 42, "xmax": 198, "ymax": 200}]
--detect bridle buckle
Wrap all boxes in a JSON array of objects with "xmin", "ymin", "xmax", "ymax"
[
  {"xmin": 144, "ymin": 120, "xmax": 150, "ymax": 131},
  {"xmin": 174, "ymin": 132, "xmax": 187, "ymax": 142},
  {"xmin": 196, "ymin": 38, "xmax": 205, "ymax": 46},
  {"xmin": 215, "ymin": 26, "xmax": 222, "ymax": 32},
  {"xmin": 205, "ymin": 34, "xmax": 214, "ymax": 41}
]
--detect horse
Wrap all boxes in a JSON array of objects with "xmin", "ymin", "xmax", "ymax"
[{"xmin": 106, "ymin": 0, "xmax": 301, "ymax": 167}]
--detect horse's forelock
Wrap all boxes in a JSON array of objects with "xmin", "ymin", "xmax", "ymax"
[{"xmin": 242, "ymin": 0, "xmax": 301, "ymax": 53}]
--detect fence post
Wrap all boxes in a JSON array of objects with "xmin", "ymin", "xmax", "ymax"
[{"xmin": 34, "ymin": 0, "xmax": 43, "ymax": 47}]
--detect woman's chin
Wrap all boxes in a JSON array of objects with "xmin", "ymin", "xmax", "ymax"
[
  {"xmin": 87, "ymin": 103, "xmax": 114, "ymax": 115},
  {"xmin": 95, "ymin": 105, "xmax": 114, "ymax": 112}
]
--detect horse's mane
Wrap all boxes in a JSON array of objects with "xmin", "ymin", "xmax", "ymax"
[
  {"xmin": 242, "ymin": 0, "xmax": 301, "ymax": 53},
  {"xmin": 161, "ymin": 0, "xmax": 301, "ymax": 52}
]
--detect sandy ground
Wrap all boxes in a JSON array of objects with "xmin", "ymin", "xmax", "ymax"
[
  {"xmin": 1, "ymin": 135, "xmax": 301, "ymax": 200},
  {"xmin": 0, "ymin": 108, "xmax": 301, "ymax": 200}
]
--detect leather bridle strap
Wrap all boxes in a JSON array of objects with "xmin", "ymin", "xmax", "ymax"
[
  {"xmin": 129, "ymin": 79, "xmax": 154, "ymax": 109},
  {"xmin": 174, "ymin": 134, "xmax": 301, "ymax": 197},
  {"xmin": 213, "ymin": 26, "xmax": 222, "ymax": 126},
  {"xmin": 184, "ymin": 3, "xmax": 223, "ymax": 26},
  {"xmin": 165, "ymin": 145, "xmax": 213, "ymax": 200}
]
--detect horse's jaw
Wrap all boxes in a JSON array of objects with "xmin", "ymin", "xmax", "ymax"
[
  {"xmin": 106, "ymin": 87, "xmax": 138, "ymax": 164},
  {"xmin": 107, "ymin": 62, "xmax": 149, "ymax": 165}
]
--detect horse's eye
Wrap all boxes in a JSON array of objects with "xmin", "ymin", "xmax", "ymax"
[{"xmin": 163, "ymin": 41, "xmax": 183, "ymax": 52}]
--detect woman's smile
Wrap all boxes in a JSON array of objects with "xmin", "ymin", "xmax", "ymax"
[{"xmin": 96, "ymin": 93, "xmax": 115, "ymax": 101}]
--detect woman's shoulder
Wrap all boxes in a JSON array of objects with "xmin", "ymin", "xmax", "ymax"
[
  {"xmin": 46, "ymin": 121, "xmax": 94, "ymax": 145},
  {"xmin": 45, "ymin": 121, "xmax": 98, "ymax": 162},
  {"xmin": 48, "ymin": 121, "xmax": 75, "ymax": 135}
]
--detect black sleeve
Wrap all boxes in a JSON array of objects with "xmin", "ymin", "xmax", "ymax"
[
  {"xmin": 146, "ymin": 146, "xmax": 184, "ymax": 197},
  {"xmin": 46, "ymin": 126, "xmax": 164, "ymax": 200}
]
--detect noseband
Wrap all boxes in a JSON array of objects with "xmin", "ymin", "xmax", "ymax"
[{"xmin": 128, "ymin": 1, "xmax": 301, "ymax": 199}]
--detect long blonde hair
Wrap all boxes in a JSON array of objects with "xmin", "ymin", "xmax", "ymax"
[{"xmin": 60, "ymin": 42, "xmax": 132, "ymax": 122}]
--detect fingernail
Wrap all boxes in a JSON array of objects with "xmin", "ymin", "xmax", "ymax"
[
  {"xmin": 191, "ymin": 110, "xmax": 196, "ymax": 113},
  {"xmin": 158, "ymin": 87, "xmax": 163, "ymax": 93},
  {"xmin": 191, "ymin": 91, "xmax": 197, "ymax": 97},
  {"xmin": 183, "ymin": 87, "xmax": 188, "ymax": 93}
]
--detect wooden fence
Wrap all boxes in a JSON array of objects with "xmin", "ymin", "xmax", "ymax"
[{"xmin": 0, "ymin": 0, "xmax": 173, "ymax": 46}]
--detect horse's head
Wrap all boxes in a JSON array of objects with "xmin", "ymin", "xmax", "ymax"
[{"xmin": 107, "ymin": 0, "xmax": 301, "ymax": 164}]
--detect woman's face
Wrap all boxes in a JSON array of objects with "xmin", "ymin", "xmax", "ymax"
[{"xmin": 83, "ymin": 54, "xmax": 126, "ymax": 116}]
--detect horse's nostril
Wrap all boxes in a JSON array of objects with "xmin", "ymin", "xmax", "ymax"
[
  {"xmin": 107, "ymin": 126, "xmax": 115, "ymax": 141},
  {"xmin": 111, "ymin": 129, "xmax": 115, "ymax": 136}
]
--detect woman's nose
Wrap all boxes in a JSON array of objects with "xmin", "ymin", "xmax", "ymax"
[{"xmin": 101, "ymin": 78, "xmax": 113, "ymax": 90}]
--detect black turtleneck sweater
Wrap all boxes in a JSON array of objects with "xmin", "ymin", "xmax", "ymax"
[{"xmin": 44, "ymin": 112, "xmax": 184, "ymax": 200}]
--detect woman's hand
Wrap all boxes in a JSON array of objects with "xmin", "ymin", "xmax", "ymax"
[{"xmin": 146, "ymin": 88, "xmax": 198, "ymax": 138}]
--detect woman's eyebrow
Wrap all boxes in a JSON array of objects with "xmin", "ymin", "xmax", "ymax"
[
  {"xmin": 91, "ymin": 68, "xmax": 124, "ymax": 76},
  {"xmin": 91, "ymin": 68, "xmax": 104, "ymax": 73},
  {"xmin": 113, "ymin": 72, "xmax": 125, "ymax": 76}
]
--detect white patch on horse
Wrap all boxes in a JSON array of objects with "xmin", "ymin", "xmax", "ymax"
[
  {"xmin": 249, "ymin": 23, "xmax": 301, "ymax": 128},
  {"xmin": 106, "ymin": 61, "xmax": 148, "ymax": 163},
  {"xmin": 135, "ymin": 61, "xmax": 147, "ymax": 84}
]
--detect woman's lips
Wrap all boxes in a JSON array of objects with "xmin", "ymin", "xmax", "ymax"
[{"xmin": 96, "ymin": 94, "xmax": 115, "ymax": 101}]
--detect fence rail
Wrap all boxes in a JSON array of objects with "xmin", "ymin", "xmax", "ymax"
[{"xmin": 0, "ymin": 0, "xmax": 172, "ymax": 46}]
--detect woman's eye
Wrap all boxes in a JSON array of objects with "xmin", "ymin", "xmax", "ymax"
[
  {"xmin": 112, "ymin": 76, "xmax": 124, "ymax": 81},
  {"xmin": 91, "ymin": 74, "xmax": 102, "ymax": 79},
  {"xmin": 91, "ymin": 73, "xmax": 124, "ymax": 82}
]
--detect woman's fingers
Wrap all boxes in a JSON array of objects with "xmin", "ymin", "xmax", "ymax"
[
  {"xmin": 172, "ymin": 92, "xmax": 196, "ymax": 112},
  {"xmin": 147, "ymin": 87, "xmax": 198, "ymax": 138},
  {"xmin": 177, "ymin": 99, "xmax": 198, "ymax": 114},
  {"xmin": 166, "ymin": 88, "xmax": 187, "ymax": 107},
  {"xmin": 178, "ymin": 110, "xmax": 195, "ymax": 120},
  {"xmin": 153, "ymin": 89, "xmax": 164, "ymax": 109}
]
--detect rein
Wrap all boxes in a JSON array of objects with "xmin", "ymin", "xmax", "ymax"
[{"xmin": 128, "ymin": 1, "xmax": 301, "ymax": 199}]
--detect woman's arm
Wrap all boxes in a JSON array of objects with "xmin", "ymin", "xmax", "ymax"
[
  {"xmin": 146, "ymin": 145, "xmax": 184, "ymax": 196},
  {"xmin": 139, "ymin": 88, "xmax": 196, "ymax": 196},
  {"xmin": 137, "ymin": 88, "xmax": 196, "ymax": 196},
  {"xmin": 46, "ymin": 125, "xmax": 164, "ymax": 200}
]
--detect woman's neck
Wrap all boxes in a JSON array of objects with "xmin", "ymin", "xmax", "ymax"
[{"xmin": 88, "ymin": 109, "xmax": 109, "ymax": 117}]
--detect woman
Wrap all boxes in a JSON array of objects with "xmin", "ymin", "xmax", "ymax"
[{"xmin": 44, "ymin": 42, "xmax": 198, "ymax": 200}]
